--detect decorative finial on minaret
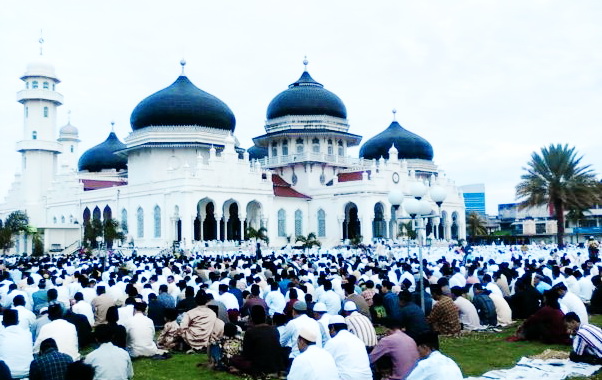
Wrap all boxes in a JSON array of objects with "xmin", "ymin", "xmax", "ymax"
[
  {"xmin": 180, "ymin": 59, "xmax": 186, "ymax": 75},
  {"xmin": 392, "ymin": 108, "xmax": 397, "ymax": 121},
  {"xmin": 111, "ymin": 121, "xmax": 115, "ymax": 132},
  {"xmin": 68, "ymin": 110, "xmax": 72, "ymax": 123},
  {"xmin": 39, "ymin": 30, "xmax": 45, "ymax": 56},
  {"xmin": 303, "ymin": 56, "xmax": 308, "ymax": 71}
]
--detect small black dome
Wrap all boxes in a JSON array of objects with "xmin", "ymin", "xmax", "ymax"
[
  {"xmin": 247, "ymin": 145, "xmax": 268, "ymax": 160},
  {"xmin": 266, "ymin": 71, "xmax": 347, "ymax": 120},
  {"xmin": 78, "ymin": 132, "xmax": 127, "ymax": 172},
  {"xmin": 359, "ymin": 121, "xmax": 434, "ymax": 160},
  {"xmin": 130, "ymin": 76, "xmax": 235, "ymax": 131}
]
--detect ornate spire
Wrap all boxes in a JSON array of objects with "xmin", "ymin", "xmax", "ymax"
[
  {"xmin": 39, "ymin": 30, "xmax": 44, "ymax": 56},
  {"xmin": 392, "ymin": 108, "xmax": 397, "ymax": 121},
  {"xmin": 111, "ymin": 121, "xmax": 115, "ymax": 132},
  {"xmin": 68, "ymin": 110, "xmax": 72, "ymax": 123},
  {"xmin": 180, "ymin": 59, "xmax": 186, "ymax": 75},
  {"xmin": 303, "ymin": 56, "xmax": 308, "ymax": 72}
]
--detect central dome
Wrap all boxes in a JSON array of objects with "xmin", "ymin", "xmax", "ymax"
[
  {"xmin": 266, "ymin": 70, "xmax": 347, "ymax": 120},
  {"xmin": 130, "ymin": 75, "xmax": 235, "ymax": 131}
]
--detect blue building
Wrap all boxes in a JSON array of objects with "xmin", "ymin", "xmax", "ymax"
[{"xmin": 460, "ymin": 184, "xmax": 486, "ymax": 216}]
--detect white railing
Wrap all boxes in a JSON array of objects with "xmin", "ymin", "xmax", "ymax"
[{"xmin": 257, "ymin": 153, "xmax": 371, "ymax": 168}]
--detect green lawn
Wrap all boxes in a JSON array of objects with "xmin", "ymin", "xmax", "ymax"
[{"xmin": 131, "ymin": 315, "xmax": 602, "ymax": 380}]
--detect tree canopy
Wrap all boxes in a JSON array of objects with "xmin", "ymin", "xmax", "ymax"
[{"xmin": 516, "ymin": 144, "xmax": 601, "ymax": 247}]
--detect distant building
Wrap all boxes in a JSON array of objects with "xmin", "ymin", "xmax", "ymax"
[{"xmin": 460, "ymin": 184, "xmax": 486, "ymax": 216}]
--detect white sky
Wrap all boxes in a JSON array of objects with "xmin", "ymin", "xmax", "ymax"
[{"xmin": 1, "ymin": 1, "xmax": 600, "ymax": 215}]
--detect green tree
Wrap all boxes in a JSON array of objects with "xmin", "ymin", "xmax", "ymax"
[
  {"xmin": 295, "ymin": 232, "xmax": 321, "ymax": 249},
  {"xmin": 246, "ymin": 226, "xmax": 269, "ymax": 245},
  {"xmin": 467, "ymin": 212, "xmax": 487, "ymax": 237},
  {"xmin": 0, "ymin": 211, "xmax": 29, "ymax": 253},
  {"xmin": 104, "ymin": 218, "xmax": 125, "ymax": 249},
  {"xmin": 83, "ymin": 219, "xmax": 103, "ymax": 248},
  {"xmin": 516, "ymin": 144, "xmax": 601, "ymax": 248}
]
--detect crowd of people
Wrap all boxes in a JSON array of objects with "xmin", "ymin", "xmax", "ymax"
[{"xmin": 0, "ymin": 238, "xmax": 601, "ymax": 379}]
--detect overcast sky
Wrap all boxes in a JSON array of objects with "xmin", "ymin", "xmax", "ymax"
[{"xmin": 1, "ymin": 1, "xmax": 600, "ymax": 215}]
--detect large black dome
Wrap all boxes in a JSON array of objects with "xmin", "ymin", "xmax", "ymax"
[
  {"xmin": 247, "ymin": 145, "xmax": 268, "ymax": 160},
  {"xmin": 78, "ymin": 132, "xmax": 127, "ymax": 172},
  {"xmin": 266, "ymin": 71, "xmax": 347, "ymax": 120},
  {"xmin": 359, "ymin": 121, "xmax": 433, "ymax": 160},
  {"xmin": 130, "ymin": 75, "xmax": 235, "ymax": 131}
]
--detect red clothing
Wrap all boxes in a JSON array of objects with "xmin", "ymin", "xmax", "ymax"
[{"xmin": 520, "ymin": 306, "xmax": 570, "ymax": 345}]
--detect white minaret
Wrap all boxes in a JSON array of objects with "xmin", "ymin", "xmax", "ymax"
[
  {"xmin": 15, "ymin": 37, "xmax": 63, "ymax": 225},
  {"xmin": 57, "ymin": 111, "xmax": 80, "ymax": 173}
]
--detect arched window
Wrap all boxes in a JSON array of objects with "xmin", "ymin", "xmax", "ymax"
[
  {"xmin": 93, "ymin": 206, "xmax": 101, "ymax": 221},
  {"xmin": 271, "ymin": 141, "xmax": 278, "ymax": 157},
  {"xmin": 32, "ymin": 81, "xmax": 38, "ymax": 89},
  {"xmin": 32, "ymin": 131, "xmax": 37, "ymax": 140},
  {"xmin": 43, "ymin": 82, "xmax": 49, "ymax": 89},
  {"xmin": 318, "ymin": 209, "xmax": 326, "ymax": 237},
  {"xmin": 282, "ymin": 140, "xmax": 289, "ymax": 156},
  {"xmin": 154, "ymin": 205, "xmax": 161, "ymax": 238},
  {"xmin": 121, "ymin": 209, "xmax": 128, "ymax": 233},
  {"xmin": 338, "ymin": 140, "xmax": 344, "ymax": 156},
  {"xmin": 312, "ymin": 138, "xmax": 320, "ymax": 153},
  {"xmin": 83, "ymin": 207, "xmax": 91, "ymax": 224},
  {"xmin": 53, "ymin": 217, "xmax": 57, "ymax": 224},
  {"xmin": 277, "ymin": 209, "xmax": 286, "ymax": 237},
  {"xmin": 295, "ymin": 210, "xmax": 303, "ymax": 237},
  {"xmin": 25, "ymin": 82, "xmax": 29, "ymax": 89},
  {"xmin": 69, "ymin": 215, "xmax": 73, "ymax": 224},
  {"xmin": 61, "ymin": 216, "xmax": 65, "ymax": 224},
  {"xmin": 137, "ymin": 207, "xmax": 144, "ymax": 238},
  {"xmin": 70, "ymin": 145, "xmax": 74, "ymax": 153},
  {"xmin": 327, "ymin": 139, "xmax": 334, "ymax": 155},
  {"xmin": 52, "ymin": 83, "xmax": 55, "ymax": 91},
  {"xmin": 296, "ymin": 138, "xmax": 304, "ymax": 154},
  {"xmin": 43, "ymin": 107, "xmax": 48, "ymax": 118}
]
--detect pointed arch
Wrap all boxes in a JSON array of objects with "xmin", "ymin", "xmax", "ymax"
[
  {"xmin": 83, "ymin": 207, "xmax": 91, "ymax": 224},
  {"xmin": 121, "ymin": 208, "xmax": 128, "ymax": 233},
  {"xmin": 373, "ymin": 202, "xmax": 386, "ymax": 239},
  {"xmin": 278, "ymin": 209, "xmax": 286, "ymax": 237},
  {"xmin": 154, "ymin": 205, "xmax": 161, "ymax": 238},
  {"xmin": 317, "ymin": 209, "xmax": 326, "ymax": 237},
  {"xmin": 294, "ymin": 209, "xmax": 303, "ymax": 237},
  {"xmin": 103, "ymin": 205, "xmax": 112, "ymax": 221},
  {"xmin": 137, "ymin": 207, "xmax": 144, "ymax": 238},
  {"xmin": 93, "ymin": 206, "xmax": 101, "ymax": 221}
]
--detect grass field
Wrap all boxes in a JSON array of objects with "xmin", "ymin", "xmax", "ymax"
[{"xmin": 130, "ymin": 315, "xmax": 602, "ymax": 380}]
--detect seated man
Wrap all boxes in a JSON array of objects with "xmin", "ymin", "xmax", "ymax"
[
  {"xmin": 427, "ymin": 285, "xmax": 460, "ymax": 336},
  {"xmin": 0, "ymin": 309, "xmax": 33, "ymax": 379},
  {"xmin": 125, "ymin": 302, "xmax": 163, "ymax": 358},
  {"xmin": 85, "ymin": 324, "xmax": 133, "ymax": 379},
  {"xmin": 405, "ymin": 331, "xmax": 463, "ymax": 380},
  {"xmin": 472, "ymin": 284, "xmax": 497, "ymax": 327},
  {"xmin": 342, "ymin": 301, "xmax": 377, "ymax": 349},
  {"xmin": 287, "ymin": 327, "xmax": 339, "ymax": 380},
  {"xmin": 324, "ymin": 315, "xmax": 372, "ymax": 380},
  {"xmin": 564, "ymin": 312, "xmax": 602, "ymax": 364},
  {"xmin": 369, "ymin": 318, "xmax": 419, "ymax": 380},
  {"xmin": 29, "ymin": 338, "xmax": 73, "ymax": 380},
  {"xmin": 34, "ymin": 304, "xmax": 80, "ymax": 361}
]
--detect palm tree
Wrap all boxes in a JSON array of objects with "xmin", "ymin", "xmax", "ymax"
[
  {"xmin": 295, "ymin": 232, "xmax": 321, "ymax": 249},
  {"xmin": 516, "ymin": 144, "xmax": 601, "ymax": 248},
  {"xmin": 467, "ymin": 212, "xmax": 487, "ymax": 237},
  {"xmin": 246, "ymin": 226, "xmax": 269, "ymax": 245}
]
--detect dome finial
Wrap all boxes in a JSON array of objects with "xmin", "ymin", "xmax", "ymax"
[
  {"xmin": 111, "ymin": 120, "xmax": 115, "ymax": 132},
  {"xmin": 392, "ymin": 108, "xmax": 397, "ymax": 121},
  {"xmin": 39, "ymin": 29, "xmax": 44, "ymax": 56},
  {"xmin": 303, "ymin": 56, "xmax": 308, "ymax": 72},
  {"xmin": 68, "ymin": 110, "xmax": 72, "ymax": 123},
  {"xmin": 180, "ymin": 59, "xmax": 186, "ymax": 75}
]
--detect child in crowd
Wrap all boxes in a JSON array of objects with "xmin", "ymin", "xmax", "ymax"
[{"xmin": 157, "ymin": 308, "xmax": 182, "ymax": 351}]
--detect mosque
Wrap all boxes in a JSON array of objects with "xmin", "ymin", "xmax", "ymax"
[{"xmin": 0, "ymin": 51, "xmax": 466, "ymax": 254}]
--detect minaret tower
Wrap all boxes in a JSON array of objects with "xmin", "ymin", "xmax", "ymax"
[
  {"xmin": 15, "ymin": 36, "xmax": 63, "ymax": 224},
  {"xmin": 57, "ymin": 111, "xmax": 80, "ymax": 173}
]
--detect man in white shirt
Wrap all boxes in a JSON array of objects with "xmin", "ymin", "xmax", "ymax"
[
  {"xmin": 554, "ymin": 282, "xmax": 589, "ymax": 325},
  {"xmin": 451, "ymin": 287, "xmax": 483, "ymax": 331},
  {"xmin": 312, "ymin": 302, "xmax": 330, "ymax": 343},
  {"xmin": 0, "ymin": 309, "xmax": 33, "ymax": 379},
  {"xmin": 265, "ymin": 282, "xmax": 286, "ymax": 316},
  {"xmin": 85, "ymin": 324, "xmax": 134, "ymax": 379},
  {"xmin": 324, "ymin": 315, "xmax": 372, "ymax": 380},
  {"xmin": 317, "ymin": 280, "xmax": 341, "ymax": 315},
  {"xmin": 279, "ymin": 301, "xmax": 322, "ymax": 359},
  {"xmin": 287, "ymin": 326, "xmax": 339, "ymax": 380},
  {"xmin": 33, "ymin": 304, "xmax": 80, "ymax": 361},
  {"xmin": 72, "ymin": 292, "xmax": 94, "ymax": 327},
  {"xmin": 125, "ymin": 301, "xmax": 163, "ymax": 358},
  {"xmin": 12, "ymin": 295, "xmax": 36, "ymax": 336},
  {"xmin": 406, "ymin": 331, "xmax": 463, "ymax": 380}
]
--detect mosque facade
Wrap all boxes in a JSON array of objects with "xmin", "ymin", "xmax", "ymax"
[{"xmin": 0, "ymin": 55, "xmax": 466, "ymax": 254}]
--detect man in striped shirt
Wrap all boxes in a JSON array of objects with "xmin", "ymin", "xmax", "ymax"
[
  {"xmin": 343, "ymin": 301, "xmax": 377, "ymax": 349},
  {"xmin": 564, "ymin": 312, "xmax": 602, "ymax": 364}
]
